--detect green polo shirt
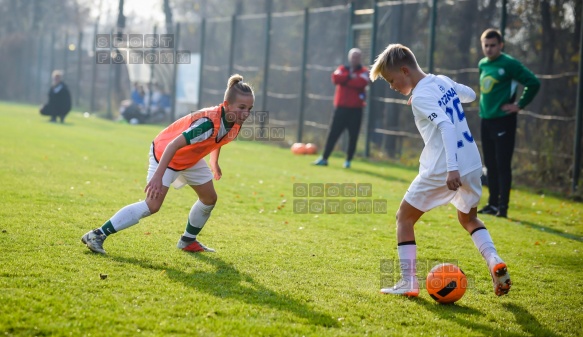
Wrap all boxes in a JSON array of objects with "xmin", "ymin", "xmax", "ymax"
[{"xmin": 478, "ymin": 53, "xmax": 540, "ymax": 119}]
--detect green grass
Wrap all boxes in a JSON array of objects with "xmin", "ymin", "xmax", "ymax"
[{"xmin": 1, "ymin": 101, "xmax": 582, "ymax": 337}]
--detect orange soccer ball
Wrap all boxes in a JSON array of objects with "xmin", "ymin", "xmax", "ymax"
[
  {"xmin": 304, "ymin": 143, "xmax": 318, "ymax": 155},
  {"xmin": 426, "ymin": 263, "xmax": 467, "ymax": 304},
  {"xmin": 291, "ymin": 143, "xmax": 307, "ymax": 155}
]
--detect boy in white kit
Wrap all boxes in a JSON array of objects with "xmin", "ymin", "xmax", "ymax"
[{"xmin": 369, "ymin": 44, "xmax": 511, "ymax": 297}]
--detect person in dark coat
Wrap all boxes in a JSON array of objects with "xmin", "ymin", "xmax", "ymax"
[{"xmin": 41, "ymin": 70, "xmax": 72, "ymax": 123}]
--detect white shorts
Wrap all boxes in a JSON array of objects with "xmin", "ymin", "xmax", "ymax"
[
  {"xmin": 403, "ymin": 168, "xmax": 482, "ymax": 214},
  {"xmin": 147, "ymin": 145, "xmax": 213, "ymax": 189}
]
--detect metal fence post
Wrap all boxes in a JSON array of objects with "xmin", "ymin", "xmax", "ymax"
[
  {"xmin": 107, "ymin": 29, "xmax": 113, "ymax": 119},
  {"xmin": 427, "ymin": 0, "xmax": 437, "ymax": 74},
  {"xmin": 197, "ymin": 19, "xmax": 206, "ymax": 110},
  {"xmin": 146, "ymin": 25, "xmax": 157, "ymax": 117},
  {"xmin": 260, "ymin": 0, "xmax": 273, "ymax": 129},
  {"xmin": 63, "ymin": 32, "xmax": 69, "ymax": 83},
  {"xmin": 228, "ymin": 15, "xmax": 236, "ymax": 77},
  {"xmin": 170, "ymin": 22, "xmax": 180, "ymax": 122},
  {"xmin": 572, "ymin": 5, "xmax": 583, "ymax": 193},
  {"xmin": 500, "ymin": 0, "xmax": 507, "ymax": 39},
  {"xmin": 36, "ymin": 35, "xmax": 44, "ymax": 104},
  {"xmin": 90, "ymin": 20, "xmax": 99, "ymax": 113},
  {"xmin": 345, "ymin": 2, "xmax": 354, "ymax": 56},
  {"xmin": 364, "ymin": 2, "xmax": 378, "ymax": 158},
  {"xmin": 297, "ymin": 7, "xmax": 309, "ymax": 143},
  {"xmin": 76, "ymin": 31, "xmax": 83, "ymax": 108},
  {"xmin": 49, "ymin": 31, "xmax": 55, "ymax": 88}
]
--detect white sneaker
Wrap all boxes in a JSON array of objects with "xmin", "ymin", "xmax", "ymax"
[
  {"xmin": 380, "ymin": 277, "xmax": 419, "ymax": 297},
  {"xmin": 488, "ymin": 255, "xmax": 512, "ymax": 296},
  {"xmin": 81, "ymin": 229, "xmax": 107, "ymax": 254}
]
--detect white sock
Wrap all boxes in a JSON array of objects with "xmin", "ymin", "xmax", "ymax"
[
  {"xmin": 106, "ymin": 201, "xmax": 152, "ymax": 233},
  {"xmin": 182, "ymin": 200, "xmax": 215, "ymax": 239},
  {"xmin": 471, "ymin": 227, "xmax": 498, "ymax": 262},
  {"xmin": 397, "ymin": 242, "xmax": 417, "ymax": 282}
]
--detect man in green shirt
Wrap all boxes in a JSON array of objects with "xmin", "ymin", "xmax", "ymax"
[{"xmin": 477, "ymin": 28, "xmax": 540, "ymax": 218}]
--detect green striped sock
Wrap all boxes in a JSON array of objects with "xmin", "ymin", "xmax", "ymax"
[{"xmin": 100, "ymin": 220, "xmax": 117, "ymax": 236}]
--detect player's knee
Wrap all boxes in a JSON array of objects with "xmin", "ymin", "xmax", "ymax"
[
  {"xmin": 457, "ymin": 212, "xmax": 468, "ymax": 225},
  {"xmin": 145, "ymin": 200, "xmax": 162, "ymax": 214},
  {"xmin": 457, "ymin": 212, "xmax": 478, "ymax": 228},
  {"xmin": 396, "ymin": 211, "xmax": 415, "ymax": 229},
  {"xmin": 395, "ymin": 209, "xmax": 409, "ymax": 222},
  {"xmin": 148, "ymin": 204, "xmax": 161, "ymax": 214},
  {"xmin": 201, "ymin": 193, "xmax": 217, "ymax": 206}
]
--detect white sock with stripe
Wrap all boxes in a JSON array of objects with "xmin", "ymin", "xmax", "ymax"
[
  {"xmin": 181, "ymin": 200, "xmax": 215, "ymax": 241},
  {"xmin": 471, "ymin": 227, "xmax": 498, "ymax": 262},
  {"xmin": 100, "ymin": 201, "xmax": 152, "ymax": 235}
]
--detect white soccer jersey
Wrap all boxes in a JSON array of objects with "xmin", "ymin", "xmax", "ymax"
[{"xmin": 410, "ymin": 74, "xmax": 482, "ymax": 178}]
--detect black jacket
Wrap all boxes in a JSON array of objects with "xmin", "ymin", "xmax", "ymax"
[{"xmin": 44, "ymin": 83, "xmax": 72, "ymax": 117}]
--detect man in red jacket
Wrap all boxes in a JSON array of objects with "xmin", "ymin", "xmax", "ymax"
[{"xmin": 313, "ymin": 48, "xmax": 369, "ymax": 168}]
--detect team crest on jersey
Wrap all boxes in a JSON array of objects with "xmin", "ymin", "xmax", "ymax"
[
  {"xmin": 480, "ymin": 76, "xmax": 499, "ymax": 94},
  {"xmin": 498, "ymin": 68, "xmax": 505, "ymax": 76},
  {"xmin": 438, "ymin": 85, "xmax": 446, "ymax": 93}
]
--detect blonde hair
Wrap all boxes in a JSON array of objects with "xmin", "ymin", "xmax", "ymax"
[
  {"xmin": 369, "ymin": 44, "xmax": 419, "ymax": 82},
  {"xmin": 52, "ymin": 69, "xmax": 63, "ymax": 78},
  {"xmin": 224, "ymin": 74, "xmax": 254, "ymax": 104}
]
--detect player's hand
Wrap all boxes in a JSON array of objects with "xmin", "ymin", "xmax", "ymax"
[
  {"xmin": 211, "ymin": 163, "xmax": 222, "ymax": 180},
  {"xmin": 145, "ymin": 176, "xmax": 163, "ymax": 199},
  {"xmin": 446, "ymin": 171, "xmax": 462, "ymax": 191},
  {"xmin": 501, "ymin": 103, "xmax": 520, "ymax": 114},
  {"xmin": 407, "ymin": 96, "xmax": 413, "ymax": 105}
]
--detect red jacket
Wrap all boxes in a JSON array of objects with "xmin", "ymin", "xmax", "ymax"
[{"xmin": 331, "ymin": 64, "xmax": 369, "ymax": 108}]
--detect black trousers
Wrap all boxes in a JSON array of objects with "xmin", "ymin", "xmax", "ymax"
[
  {"xmin": 481, "ymin": 114, "xmax": 517, "ymax": 210},
  {"xmin": 322, "ymin": 107, "xmax": 363, "ymax": 161}
]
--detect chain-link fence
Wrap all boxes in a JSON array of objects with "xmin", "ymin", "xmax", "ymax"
[{"xmin": 0, "ymin": 0, "xmax": 580, "ymax": 193}]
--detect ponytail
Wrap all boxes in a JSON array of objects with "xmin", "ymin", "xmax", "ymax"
[{"xmin": 224, "ymin": 74, "xmax": 254, "ymax": 104}]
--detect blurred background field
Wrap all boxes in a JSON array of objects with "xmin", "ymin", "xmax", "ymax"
[{"xmin": 0, "ymin": 0, "xmax": 582, "ymax": 194}]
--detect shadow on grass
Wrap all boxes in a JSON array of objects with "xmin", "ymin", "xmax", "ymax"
[
  {"xmin": 507, "ymin": 218, "xmax": 583, "ymax": 242},
  {"xmin": 414, "ymin": 297, "xmax": 559, "ymax": 337},
  {"xmin": 45, "ymin": 120, "xmax": 75, "ymax": 126},
  {"xmin": 503, "ymin": 303, "xmax": 561, "ymax": 337},
  {"xmin": 110, "ymin": 253, "xmax": 338, "ymax": 328},
  {"xmin": 309, "ymin": 153, "xmax": 415, "ymax": 184}
]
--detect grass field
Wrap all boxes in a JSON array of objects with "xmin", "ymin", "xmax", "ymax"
[{"xmin": 1, "ymin": 101, "xmax": 582, "ymax": 337}]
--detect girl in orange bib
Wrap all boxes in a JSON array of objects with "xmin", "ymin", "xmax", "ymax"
[{"xmin": 81, "ymin": 74, "xmax": 254, "ymax": 254}]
